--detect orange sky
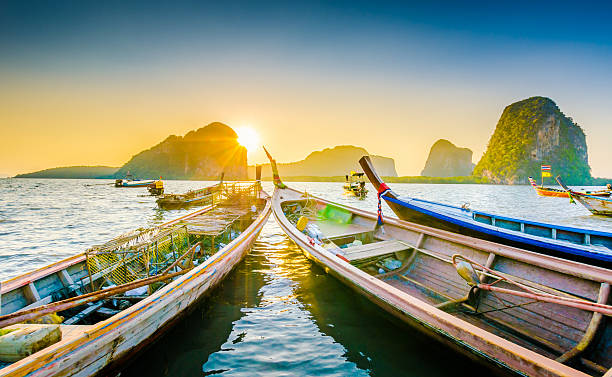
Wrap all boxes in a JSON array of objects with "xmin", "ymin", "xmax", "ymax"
[
  {"xmin": 2, "ymin": 2, "xmax": 612, "ymax": 178},
  {"xmin": 1, "ymin": 73, "xmax": 611, "ymax": 178}
]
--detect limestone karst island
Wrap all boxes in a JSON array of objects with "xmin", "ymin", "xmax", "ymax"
[{"xmin": 2, "ymin": 2, "xmax": 612, "ymax": 377}]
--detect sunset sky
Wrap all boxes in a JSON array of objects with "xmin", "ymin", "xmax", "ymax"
[{"xmin": 1, "ymin": 1, "xmax": 611, "ymax": 177}]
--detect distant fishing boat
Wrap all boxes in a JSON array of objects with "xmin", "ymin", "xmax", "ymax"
[
  {"xmin": 266, "ymin": 149, "xmax": 612, "ymax": 377},
  {"xmin": 343, "ymin": 171, "xmax": 368, "ymax": 197},
  {"xmin": 114, "ymin": 173, "xmax": 159, "ymax": 188},
  {"xmin": 557, "ymin": 176, "xmax": 612, "ymax": 217},
  {"xmin": 359, "ymin": 156, "xmax": 612, "ymax": 266},
  {"xmin": 156, "ymin": 173, "xmax": 226, "ymax": 209},
  {"xmin": 147, "ymin": 179, "xmax": 164, "ymax": 196},
  {"xmin": 528, "ymin": 177, "xmax": 610, "ymax": 198},
  {"xmin": 0, "ymin": 181, "xmax": 270, "ymax": 376}
]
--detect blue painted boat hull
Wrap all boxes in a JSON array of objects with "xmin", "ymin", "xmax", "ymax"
[{"xmin": 359, "ymin": 156, "xmax": 612, "ymax": 268}]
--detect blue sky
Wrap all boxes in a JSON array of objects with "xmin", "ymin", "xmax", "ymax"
[{"xmin": 1, "ymin": 1, "xmax": 611, "ymax": 176}]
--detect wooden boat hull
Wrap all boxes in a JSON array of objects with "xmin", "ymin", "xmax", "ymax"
[
  {"xmin": 0, "ymin": 193, "xmax": 271, "ymax": 377},
  {"xmin": 360, "ymin": 157, "xmax": 612, "ymax": 267},
  {"xmin": 343, "ymin": 187, "xmax": 367, "ymax": 197},
  {"xmin": 157, "ymin": 195, "xmax": 213, "ymax": 209},
  {"xmin": 271, "ymin": 186, "xmax": 612, "ymax": 377},
  {"xmin": 528, "ymin": 178, "xmax": 610, "ymax": 199},
  {"xmin": 534, "ymin": 187, "xmax": 571, "ymax": 198},
  {"xmin": 573, "ymin": 195, "xmax": 612, "ymax": 216},
  {"xmin": 156, "ymin": 183, "xmax": 222, "ymax": 209},
  {"xmin": 115, "ymin": 180, "xmax": 156, "ymax": 188}
]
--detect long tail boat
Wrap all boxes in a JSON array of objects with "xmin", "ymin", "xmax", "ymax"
[
  {"xmin": 156, "ymin": 173, "xmax": 226, "ymax": 209},
  {"xmin": 265, "ymin": 150, "xmax": 612, "ymax": 377},
  {"xmin": 0, "ymin": 181, "xmax": 270, "ymax": 376},
  {"xmin": 114, "ymin": 173, "xmax": 160, "ymax": 188},
  {"xmin": 343, "ymin": 172, "xmax": 368, "ymax": 198},
  {"xmin": 557, "ymin": 176, "xmax": 612, "ymax": 217},
  {"xmin": 528, "ymin": 177, "xmax": 611, "ymax": 198},
  {"xmin": 359, "ymin": 156, "xmax": 612, "ymax": 267}
]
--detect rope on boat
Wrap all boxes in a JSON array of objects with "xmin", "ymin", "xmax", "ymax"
[
  {"xmin": 452, "ymin": 254, "xmax": 612, "ymax": 316},
  {"xmin": 377, "ymin": 183, "xmax": 391, "ymax": 226}
]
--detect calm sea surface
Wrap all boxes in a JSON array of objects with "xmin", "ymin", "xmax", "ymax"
[{"xmin": 1, "ymin": 178, "xmax": 611, "ymax": 376}]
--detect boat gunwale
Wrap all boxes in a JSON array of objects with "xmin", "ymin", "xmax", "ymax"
[
  {"xmin": 1, "ymin": 190, "xmax": 271, "ymax": 376},
  {"xmin": 396, "ymin": 195, "xmax": 612, "ymax": 239},
  {"xmin": 272, "ymin": 186, "xmax": 596, "ymax": 377}
]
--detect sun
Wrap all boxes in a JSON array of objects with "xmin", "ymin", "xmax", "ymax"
[{"xmin": 236, "ymin": 127, "xmax": 261, "ymax": 151}]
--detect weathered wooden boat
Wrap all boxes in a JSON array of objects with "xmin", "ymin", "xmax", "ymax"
[
  {"xmin": 528, "ymin": 177, "xmax": 610, "ymax": 199},
  {"xmin": 147, "ymin": 180, "xmax": 164, "ymax": 196},
  {"xmin": 0, "ymin": 181, "xmax": 271, "ymax": 376},
  {"xmin": 156, "ymin": 182, "xmax": 222, "ymax": 209},
  {"xmin": 359, "ymin": 156, "xmax": 612, "ymax": 267},
  {"xmin": 343, "ymin": 172, "xmax": 368, "ymax": 198},
  {"xmin": 114, "ymin": 179, "xmax": 157, "ymax": 188},
  {"xmin": 266, "ymin": 156, "xmax": 612, "ymax": 376},
  {"xmin": 114, "ymin": 173, "xmax": 161, "ymax": 188},
  {"xmin": 156, "ymin": 172, "xmax": 249, "ymax": 209},
  {"xmin": 557, "ymin": 177, "xmax": 612, "ymax": 217}
]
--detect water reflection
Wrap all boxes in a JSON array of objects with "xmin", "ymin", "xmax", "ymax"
[
  {"xmin": 2, "ymin": 178, "xmax": 606, "ymax": 376},
  {"xmin": 123, "ymin": 220, "xmax": 367, "ymax": 376},
  {"xmin": 123, "ymin": 219, "xmax": 492, "ymax": 376}
]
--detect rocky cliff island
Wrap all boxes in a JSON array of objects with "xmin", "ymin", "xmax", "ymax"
[
  {"xmin": 14, "ymin": 166, "xmax": 119, "ymax": 179},
  {"xmin": 252, "ymin": 145, "xmax": 397, "ymax": 178},
  {"xmin": 115, "ymin": 122, "xmax": 247, "ymax": 180},
  {"xmin": 474, "ymin": 97, "xmax": 591, "ymax": 184},
  {"xmin": 421, "ymin": 139, "xmax": 474, "ymax": 177}
]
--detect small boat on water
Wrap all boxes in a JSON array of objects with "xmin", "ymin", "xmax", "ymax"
[
  {"xmin": 156, "ymin": 173, "xmax": 226, "ymax": 209},
  {"xmin": 557, "ymin": 176, "xmax": 612, "ymax": 217},
  {"xmin": 266, "ymin": 153, "xmax": 612, "ymax": 376},
  {"xmin": 528, "ymin": 177, "xmax": 611, "ymax": 198},
  {"xmin": 343, "ymin": 172, "xmax": 368, "ymax": 198},
  {"xmin": 359, "ymin": 156, "xmax": 612, "ymax": 266},
  {"xmin": 0, "ymin": 181, "xmax": 270, "ymax": 376},
  {"xmin": 114, "ymin": 173, "xmax": 161, "ymax": 189},
  {"xmin": 147, "ymin": 180, "xmax": 164, "ymax": 196}
]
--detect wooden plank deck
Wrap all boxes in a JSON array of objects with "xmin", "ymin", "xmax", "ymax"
[
  {"xmin": 314, "ymin": 220, "xmax": 372, "ymax": 239},
  {"xmin": 343, "ymin": 240, "xmax": 411, "ymax": 262},
  {"xmin": 183, "ymin": 206, "xmax": 250, "ymax": 236}
]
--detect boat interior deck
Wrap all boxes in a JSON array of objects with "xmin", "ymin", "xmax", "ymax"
[{"xmin": 281, "ymin": 198, "xmax": 612, "ymax": 376}]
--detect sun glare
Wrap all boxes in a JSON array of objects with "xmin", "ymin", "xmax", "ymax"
[{"xmin": 236, "ymin": 127, "xmax": 261, "ymax": 151}]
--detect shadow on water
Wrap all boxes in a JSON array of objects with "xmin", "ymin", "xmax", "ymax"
[{"xmin": 121, "ymin": 219, "xmax": 494, "ymax": 376}]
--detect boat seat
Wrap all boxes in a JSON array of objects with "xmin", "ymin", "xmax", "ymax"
[
  {"xmin": 343, "ymin": 240, "xmax": 412, "ymax": 262},
  {"xmin": 314, "ymin": 220, "xmax": 372, "ymax": 240}
]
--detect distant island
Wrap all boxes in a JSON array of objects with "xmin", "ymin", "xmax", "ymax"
[
  {"xmin": 421, "ymin": 139, "xmax": 474, "ymax": 177},
  {"xmin": 16, "ymin": 123, "xmax": 247, "ymax": 180},
  {"xmin": 249, "ymin": 145, "xmax": 397, "ymax": 178},
  {"xmin": 474, "ymin": 96, "xmax": 591, "ymax": 185},
  {"xmin": 14, "ymin": 102, "xmax": 610, "ymax": 184},
  {"xmin": 115, "ymin": 122, "xmax": 247, "ymax": 180},
  {"xmin": 15, "ymin": 166, "xmax": 119, "ymax": 179}
]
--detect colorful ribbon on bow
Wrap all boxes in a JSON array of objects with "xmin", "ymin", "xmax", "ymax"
[{"xmin": 377, "ymin": 183, "xmax": 391, "ymax": 225}]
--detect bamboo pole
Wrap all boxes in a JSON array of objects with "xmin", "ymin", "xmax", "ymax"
[
  {"xmin": 0, "ymin": 269, "xmax": 190, "ymax": 329},
  {"xmin": 476, "ymin": 284, "xmax": 612, "ymax": 316},
  {"xmin": 161, "ymin": 242, "xmax": 200, "ymax": 275},
  {"xmin": 85, "ymin": 253, "xmax": 95, "ymax": 293}
]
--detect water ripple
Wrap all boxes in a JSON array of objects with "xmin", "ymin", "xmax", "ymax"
[{"xmin": 4, "ymin": 178, "xmax": 600, "ymax": 376}]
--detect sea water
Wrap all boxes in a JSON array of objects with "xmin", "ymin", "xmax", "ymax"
[{"xmin": 1, "ymin": 179, "xmax": 611, "ymax": 376}]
